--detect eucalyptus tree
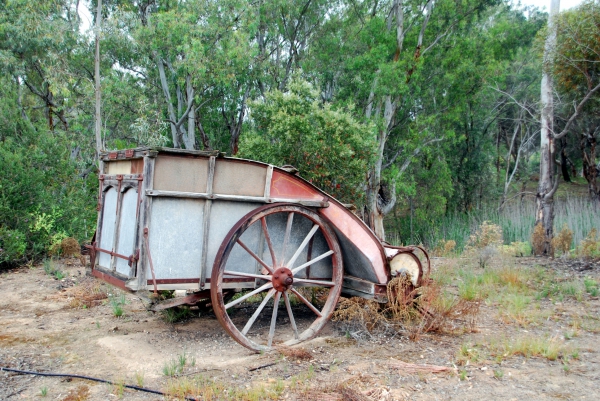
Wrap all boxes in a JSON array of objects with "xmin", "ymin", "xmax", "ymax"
[
  {"xmin": 108, "ymin": 0, "xmax": 255, "ymax": 152},
  {"xmin": 530, "ymin": 0, "xmax": 600, "ymax": 254},
  {"xmin": 305, "ymin": 0, "xmax": 503, "ymax": 240},
  {"xmin": 0, "ymin": 0, "xmax": 85, "ymax": 131},
  {"xmin": 552, "ymin": 0, "xmax": 600, "ymax": 202}
]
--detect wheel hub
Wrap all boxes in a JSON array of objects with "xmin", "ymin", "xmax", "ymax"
[{"xmin": 272, "ymin": 267, "xmax": 293, "ymax": 292}]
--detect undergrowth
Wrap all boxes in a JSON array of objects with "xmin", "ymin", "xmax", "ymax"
[
  {"xmin": 333, "ymin": 276, "xmax": 480, "ymax": 341},
  {"xmin": 164, "ymin": 374, "xmax": 285, "ymax": 400}
]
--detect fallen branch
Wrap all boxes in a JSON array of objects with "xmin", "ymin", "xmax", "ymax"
[
  {"xmin": 248, "ymin": 362, "xmax": 277, "ymax": 372},
  {"xmin": 175, "ymin": 368, "xmax": 223, "ymax": 377},
  {"xmin": 389, "ymin": 359, "xmax": 450, "ymax": 373}
]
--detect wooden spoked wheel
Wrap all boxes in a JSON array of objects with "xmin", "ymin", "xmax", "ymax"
[{"xmin": 210, "ymin": 204, "xmax": 343, "ymax": 352}]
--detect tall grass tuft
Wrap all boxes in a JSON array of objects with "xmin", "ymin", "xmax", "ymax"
[{"xmin": 390, "ymin": 196, "xmax": 599, "ymax": 252}]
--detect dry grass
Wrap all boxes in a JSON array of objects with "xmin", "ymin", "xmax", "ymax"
[
  {"xmin": 277, "ymin": 346, "xmax": 313, "ymax": 361},
  {"xmin": 531, "ymin": 222, "xmax": 549, "ymax": 256},
  {"xmin": 61, "ymin": 385, "xmax": 90, "ymax": 401},
  {"xmin": 433, "ymin": 240, "xmax": 456, "ymax": 257},
  {"xmin": 488, "ymin": 335, "xmax": 570, "ymax": 362},
  {"xmin": 336, "ymin": 385, "xmax": 370, "ymax": 401},
  {"xmin": 552, "ymin": 223, "xmax": 574, "ymax": 256},
  {"xmin": 577, "ymin": 228, "xmax": 600, "ymax": 259},
  {"xmin": 464, "ymin": 221, "xmax": 503, "ymax": 268},
  {"xmin": 165, "ymin": 375, "xmax": 284, "ymax": 401},
  {"xmin": 333, "ymin": 276, "xmax": 480, "ymax": 341},
  {"xmin": 465, "ymin": 221, "xmax": 503, "ymax": 251},
  {"xmin": 51, "ymin": 277, "xmax": 108, "ymax": 308},
  {"xmin": 49, "ymin": 237, "xmax": 80, "ymax": 257}
]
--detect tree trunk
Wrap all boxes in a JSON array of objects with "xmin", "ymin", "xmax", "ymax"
[
  {"xmin": 183, "ymin": 75, "xmax": 196, "ymax": 150},
  {"xmin": 364, "ymin": 96, "xmax": 396, "ymax": 241},
  {"xmin": 228, "ymin": 89, "xmax": 249, "ymax": 156},
  {"xmin": 94, "ymin": 0, "xmax": 103, "ymax": 158},
  {"xmin": 582, "ymin": 130, "xmax": 599, "ymax": 201},
  {"xmin": 156, "ymin": 56, "xmax": 181, "ymax": 148},
  {"xmin": 535, "ymin": 0, "xmax": 560, "ymax": 256},
  {"xmin": 559, "ymin": 139, "xmax": 571, "ymax": 182}
]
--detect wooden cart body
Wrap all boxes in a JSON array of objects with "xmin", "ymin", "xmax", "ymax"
[{"xmin": 90, "ymin": 147, "xmax": 427, "ymax": 350}]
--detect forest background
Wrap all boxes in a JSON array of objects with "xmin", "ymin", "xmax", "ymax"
[{"xmin": 0, "ymin": 0, "xmax": 599, "ymax": 266}]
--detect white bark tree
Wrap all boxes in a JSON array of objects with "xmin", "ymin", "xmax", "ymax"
[
  {"xmin": 94, "ymin": 0, "xmax": 103, "ymax": 158},
  {"xmin": 535, "ymin": 0, "xmax": 560, "ymax": 256}
]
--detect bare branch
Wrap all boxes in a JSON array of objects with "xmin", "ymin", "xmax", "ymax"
[{"xmin": 553, "ymin": 81, "xmax": 600, "ymax": 139}]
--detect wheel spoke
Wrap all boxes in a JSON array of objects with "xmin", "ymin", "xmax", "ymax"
[
  {"xmin": 290, "ymin": 288, "xmax": 322, "ymax": 317},
  {"xmin": 241, "ymin": 288, "xmax": 276, "ymax": 335},
  {"xmin": 293, "ymin": 278, "xmax": 336, "ymax": 287},
  {"xmin": 237, "ymin": 239, "xmax": 274, "ymax": 274},
  {"xmin": 213, "ymin": 204, "xmax": 343, "ymax": 352},
  {"xmin": 225, "ymin": 282, "xmax": 272, "ymax": 309},
  {"xmin": 283, "ymin": 291, "xmax": 299, "ymax": 339},
  {"xmin": 224, "ymin": 270, "xmax": 272, "ymax": 281},
  {"xmin": 286, "ymin": 224, "xmax": 319, "ymax": 269},
  {"xmin": 291, "ymin": 250, "xmax": 334, "ymax": 275},
  {"xmin": 280, "ymin": 212, "xmax": 294, "ymax": 264},
  {"xmin": 268, "ymin": 292, "xmax": 282, "ymax": 347},
  {"xmin": 261, "ymin": 217, "xmax": 278, "ymax": 268}
]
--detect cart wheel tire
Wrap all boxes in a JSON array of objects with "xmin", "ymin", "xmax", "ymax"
[{"xmin": 210, "ymin": 204, "xmax": 343, "ymax": 352}]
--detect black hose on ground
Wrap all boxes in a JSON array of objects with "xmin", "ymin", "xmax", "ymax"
[{"xmin": 0, "ymin": 366, "xmax": 197, "ymax": 401}]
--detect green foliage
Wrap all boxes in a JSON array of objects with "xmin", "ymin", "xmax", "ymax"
[
  {"xmin": 240, "ymin": 79, "xmax": 376, "ymax": 205},
  {"xmin": 0, "ymin": 129, "xmax": 96, "ymax": 267},
  {"xmin": 0, "ymin": 227, "xmax": 26, "ymax": 264},
  {"xmin": 109, "ymin": 293, "xmax": 127, "ymax": 318},
  {"xmin": 584, "ymin": 278, "xmax": 598, "ymax": 297},
  {"xmin": 161, "ymin": 306, "xmax": 194, "ymax": 324},
  {"xmin": 43, "ymin": 258, "xmax": 65, "ymax": 280},
  {"xmin": 553, "ymin": 1, "xmax": 600, "ymax": 101}
]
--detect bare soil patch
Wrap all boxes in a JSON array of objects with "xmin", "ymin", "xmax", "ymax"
[{"xmin": 1, "ymin": 257, "xmax": 599, "ymax": 400}]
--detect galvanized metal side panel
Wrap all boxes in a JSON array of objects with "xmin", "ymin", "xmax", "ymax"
[
  {"xmin": 153, "ymin": 156, "xmax": 209, "ymax": 193},
  {"xmin": 98, "ymin": 187, "xmax": 118, "ymax": 269},
  {"xmin": 204, "ymin": 201, "xmax": 261, "ymax": 279},
  {"xmin": 115, "ymin": 187, "xmax": 138, "ymax": 276},
  {"xmin": 148, "ymin": 198, "xmax": 205, "ymax": 279},
  {"xmin": 213, "ymin": 159, "xmax": 266, "ymax": 197}
]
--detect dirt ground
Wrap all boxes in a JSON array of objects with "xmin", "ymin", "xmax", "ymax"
[{"xmin": 1, "ymin": 257, "xmax": 599, "ymax": 400}]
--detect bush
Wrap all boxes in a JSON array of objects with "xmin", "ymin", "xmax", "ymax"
[
  {"xmin": 0, "ymin": 227, "xmax": 27, "ymax": 264},
  {"xmin": 465, "ymin": 221, "xmax": 503, "ymax": 268},
  {"xmin": 433, "ymin": 239, "xmax": 457, "ymax": 257},
  {"xmin": 577, "ymin": 228, "xmax": 600, "ymax": 259},
  {"xmin": 531, "ymin": 222, "xmax": 547, "ymax": 256},
  {"xmin": 552, "ymin": 223, "xmax": 573, "ymax": 256},
  {"xmin": 239, "ymin": 79, "xmax": 376, "ymax": 206},
  {"xmin": 0, "ymin": 131, "xmax": 96, "ymax": 267}
]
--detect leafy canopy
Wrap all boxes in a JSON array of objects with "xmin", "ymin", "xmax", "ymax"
[{"xmin": 240, "ymin": 79, "xmax": 376, "ymax": 205}]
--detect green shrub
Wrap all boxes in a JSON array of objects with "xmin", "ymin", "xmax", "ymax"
[
  {"xmin": 0, "ymin": 227, "xmax": 26, "ymax": 264},
  {"xmin": 0, "ymin": 131, "xmax": 96, "ymax": 267}
]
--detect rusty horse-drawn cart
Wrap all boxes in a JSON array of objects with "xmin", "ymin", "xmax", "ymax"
[{"xmin": 88, "ymin": 147, "xmax": 429, "ymax": 351}]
